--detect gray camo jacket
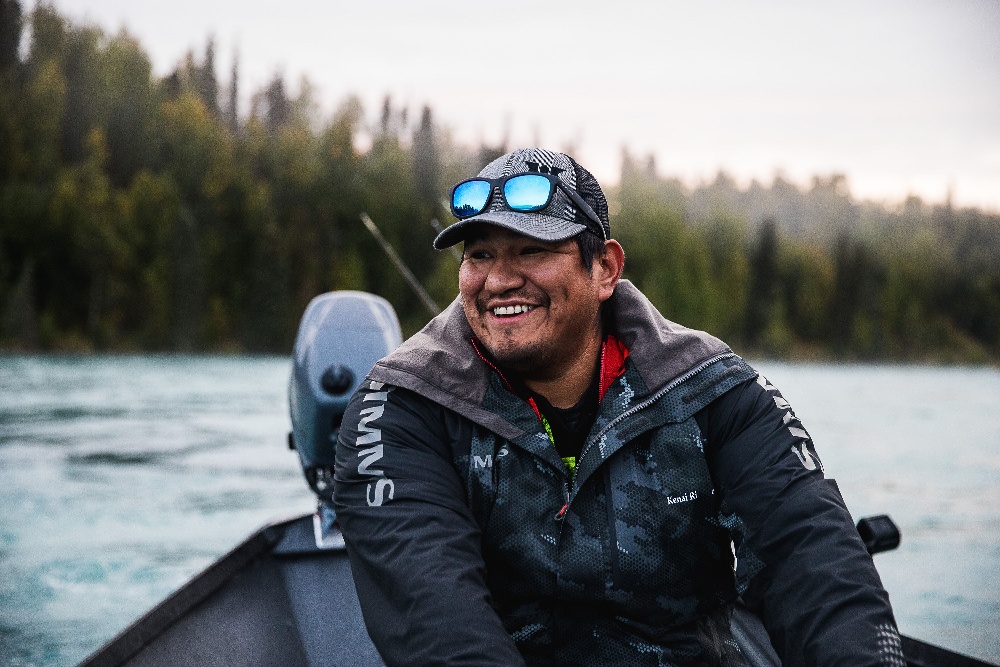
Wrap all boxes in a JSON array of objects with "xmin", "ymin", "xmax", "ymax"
[{"xmin": 334, "ymin": 280, "xmax": 903, "ymax": 666}]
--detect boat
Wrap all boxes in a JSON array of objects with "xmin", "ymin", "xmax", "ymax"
[{"xmin": 77, "ymin": 291, "xmax": 997, "ymax": 667}]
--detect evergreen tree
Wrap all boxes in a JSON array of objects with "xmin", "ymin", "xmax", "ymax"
[
  {"xmin": 412, "ymin": 105, "xmax": 440, "ymax": 210},
  {"xmin": 101, "ymin": 30, "xmax": 156, "ymax": 187},
  {"xmin": 745, "ymin": 218, "xmax": 780, "ymax": 350},
  {"xmin": 196, "ymin": 37, "xmax": 218, "ymax": 116},
  {"xmin": 226, "ymin": 51, "xmax": 239, "ymax": 134},
  {"xmin": 0, "ymin": 0, "xmax": 22, "ymax": 72},
  {"xmin": 262, "ymin": 73, "xmax": 289, "ymax": 133}
]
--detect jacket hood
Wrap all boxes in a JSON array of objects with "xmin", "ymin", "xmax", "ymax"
[{"xmin": 368, "ymin": 280, "xmax": 731, "ymax": 437}]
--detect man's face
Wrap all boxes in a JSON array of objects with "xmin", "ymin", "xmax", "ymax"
[{"xmin": 459, "ymin": 227, "xmax": 612, "ymax": 380}]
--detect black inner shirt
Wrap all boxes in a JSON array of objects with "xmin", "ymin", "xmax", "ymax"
[{"xmin": 523, "ymin": 372, "xmax": 600, "ymax": 461}]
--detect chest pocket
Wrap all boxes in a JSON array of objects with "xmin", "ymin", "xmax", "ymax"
[{"xmin": 604, "ymin": 417, "xmax": 732, "ymax": 610}]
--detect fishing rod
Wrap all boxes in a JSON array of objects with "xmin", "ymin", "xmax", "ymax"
[{"xmin": 360, "ymin": 212, "xmax": 441, "ymax": 318}]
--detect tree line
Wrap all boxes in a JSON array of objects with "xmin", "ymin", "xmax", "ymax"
[{"xmin": 2, "ymin": 1, "xmax": 998, "ymax": 362}]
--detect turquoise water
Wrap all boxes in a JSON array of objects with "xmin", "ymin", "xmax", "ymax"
[
  {"xmin": 754, "ymin": 361, "xmax": 1000, "ymax": 664},
  {"xmin": 1, "ymin": 356, "xmax": 998, "ymax": 666}
]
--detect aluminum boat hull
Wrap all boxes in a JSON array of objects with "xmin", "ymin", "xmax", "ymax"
[{"xmin": 77, "ymin": 514, "xmax": 994, "ymax": 667}]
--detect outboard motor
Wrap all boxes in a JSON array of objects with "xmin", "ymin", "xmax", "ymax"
[{"xmin": 289, "ymin": 291, "xmax": 402, "ymax": 548}]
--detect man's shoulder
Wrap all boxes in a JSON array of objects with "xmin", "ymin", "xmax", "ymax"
[
  {"xmin": 610, "ymin": 280, "xmax": 736, "ymax": 390},
  {"xmin": 355, "ymin": 303, "xmax": 525, "ymax": 442},
  {"xmin": 369, "ymin": 298, "xmax": 488, "ymax": 404}
]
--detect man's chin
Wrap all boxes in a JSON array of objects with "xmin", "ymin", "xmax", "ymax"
[{"xmin": 486, "ymin": 342, "xmax": 548, "ymax": 376}]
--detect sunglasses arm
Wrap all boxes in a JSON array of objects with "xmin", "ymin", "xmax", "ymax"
[{"xmin": 559, "ymin": 185, "xmax": 607, "ymax": 239}]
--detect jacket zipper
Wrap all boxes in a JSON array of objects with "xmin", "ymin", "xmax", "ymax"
[
  {"xmin": 556, "ymin": 481, "xmax": 571, "ymax": 520},
  {"xmin": 575, "ymin": 352, "xmax": 736, "ymax": 485}
]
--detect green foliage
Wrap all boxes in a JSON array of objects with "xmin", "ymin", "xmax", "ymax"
[
  {"xmin": 616, "ymin": 153, "xmax": 751, "ymax": 350},
  {"xmin": 0, "ymin": 3, "xmax": 998, "ymax": 362},
  {"xmin": 614, "ymin": 169, "xmax": 1000, "ymax": 361}
]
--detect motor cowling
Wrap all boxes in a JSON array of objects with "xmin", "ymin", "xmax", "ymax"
[{"xmin": 288, "ymin": 291, "xmax": 402, "ymax": 503}]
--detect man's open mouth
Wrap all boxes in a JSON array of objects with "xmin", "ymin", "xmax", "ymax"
[{"xmin": 493, "ymin": 305, "xmax": 534, "ymax": 317}]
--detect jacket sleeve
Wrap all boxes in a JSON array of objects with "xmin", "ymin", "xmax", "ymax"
[
  {"xmin": 698, "ymin": 373, "xmax": 905, "ymax": 666},
  {"xmin": 333, "ymin": 380, "xmax": 526, "ymax": 667}
]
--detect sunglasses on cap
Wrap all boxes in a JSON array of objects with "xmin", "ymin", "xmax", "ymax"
[{"xmin": 449, "ymin": 172, "xmax": 607, "ymax": 240}]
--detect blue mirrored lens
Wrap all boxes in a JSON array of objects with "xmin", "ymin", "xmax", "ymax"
[
  {"xmin": 452, "ymin": 180, "xmax": 491, "ymax": 217},
  {"xmin": 504, "ymin": 174, "xmax": 553, "ymax": 211}
]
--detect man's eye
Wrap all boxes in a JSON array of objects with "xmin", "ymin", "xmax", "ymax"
[
  {"xmin": 521, "ymin": 246, "xmax": 546, "ymax": 255},
  {"xmin": 467, "ymin": 249, "xmax": 492, "ymax": 260}
]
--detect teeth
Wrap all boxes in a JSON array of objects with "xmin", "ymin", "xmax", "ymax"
[{"xmin": 493, "ymin": 304, "xmax": 533, "ymax": 316}]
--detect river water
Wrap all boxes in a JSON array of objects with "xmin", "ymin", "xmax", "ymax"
[{"xmin": 0, "ymin": 355, "xmax": 998, "ymax": 666}]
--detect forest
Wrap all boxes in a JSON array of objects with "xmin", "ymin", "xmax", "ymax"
[{"xmin": 2, "ymin": 1, "xmax": 999, "ymax": 362}]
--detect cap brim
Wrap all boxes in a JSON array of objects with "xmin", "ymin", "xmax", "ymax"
[{"xmin": 433, "ymin": 210, "xmax": 590, "ymax": 249}]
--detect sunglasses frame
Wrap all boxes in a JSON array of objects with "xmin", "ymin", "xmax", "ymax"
[{"xmin": 449, "ymin": 172, "xmax": 607, "ymax": 240}]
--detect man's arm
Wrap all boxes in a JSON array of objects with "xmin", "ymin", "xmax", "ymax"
[
  {"xmin": 333, "ymin": 381, "xmax": 525, "ymax": 667},
  {"xmin": 698, "ymin": 374, "xmax": 905, "ymax": 666}
]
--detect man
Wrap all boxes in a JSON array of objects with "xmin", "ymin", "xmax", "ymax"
[{"xmin": 334, "ymin": 148, "xmax": 903, "ymax": 666}]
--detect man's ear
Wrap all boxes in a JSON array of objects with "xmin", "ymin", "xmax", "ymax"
[{"xmin": 597, "ymin": 240, "xmax": 625, "ymax": 301}]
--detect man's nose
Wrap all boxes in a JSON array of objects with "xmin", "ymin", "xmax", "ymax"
[{"xmin": 484, "ymin": 255, "xmax": 525, "ymax": 293}]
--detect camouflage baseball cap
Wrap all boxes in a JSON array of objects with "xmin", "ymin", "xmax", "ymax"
[{"xmin": 434, "ymin": 147, "xmax": 611, "ymax": 249}]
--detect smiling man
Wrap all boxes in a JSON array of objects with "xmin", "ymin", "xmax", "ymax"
[
  {"xmin": 459, "ymin": 225, "xmax": 621, "ymax": 409},
  {"xmin": 334, "ymin": 148, "xmax": 903, "ymax": 666}
]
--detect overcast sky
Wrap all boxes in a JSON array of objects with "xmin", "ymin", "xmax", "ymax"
[{"xmin": 36, "ymin": 0, "xmax": 1000, "ymax": 211}]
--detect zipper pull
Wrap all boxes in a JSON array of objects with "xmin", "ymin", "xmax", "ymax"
[{"xmin": 555, "ymin": 480, "xmax": 571, "ymax": 521}]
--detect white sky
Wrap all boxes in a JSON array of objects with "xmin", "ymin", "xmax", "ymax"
[{"xmin": 35, "ymin": 0, "xmax": 1000, "ymax": 211}]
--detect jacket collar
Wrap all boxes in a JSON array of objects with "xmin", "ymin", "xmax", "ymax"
[{"xmin": 368, "ymin": 280, "xmax": 731, "ymax": 435}]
